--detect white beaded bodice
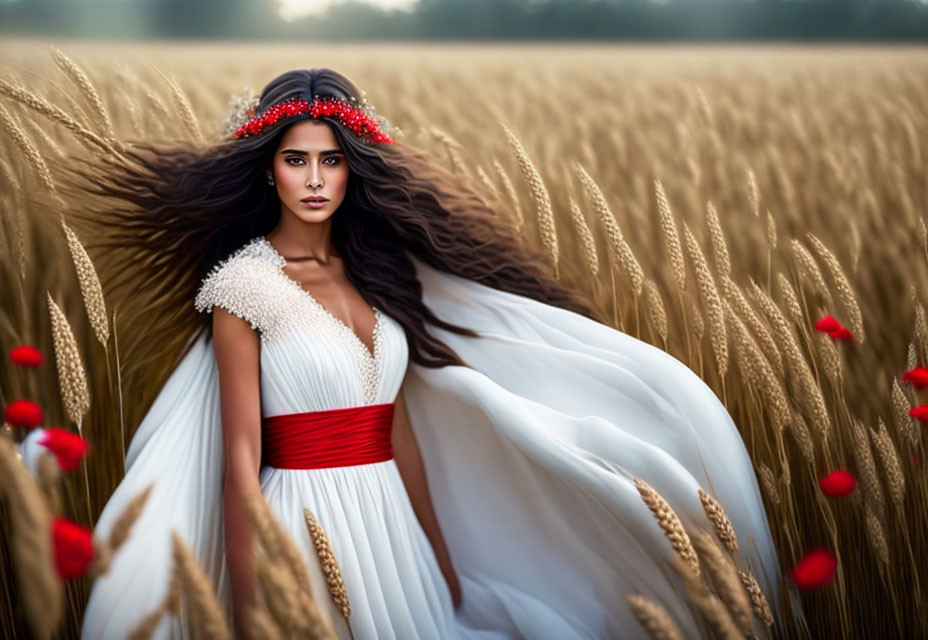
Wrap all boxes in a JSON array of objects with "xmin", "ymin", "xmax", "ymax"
[{"xmin": 194, "ymin": 236, "xmax": 404, "ymax": 408}]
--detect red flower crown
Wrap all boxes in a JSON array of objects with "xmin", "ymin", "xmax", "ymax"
[{"xmin": 232, "ymin": 94, "xmax": 398, "ymax": 144}]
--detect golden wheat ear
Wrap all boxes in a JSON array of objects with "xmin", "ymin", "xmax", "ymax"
[
  {"xmin": 625, "ymin": 593, "xmax": 686, "ymax": 640},
  {"xmin": 633, "ymin": 476, "xmax": 700, "ymax": 576},
  {"xmin": 303, "ymin": 508, "xmax": 352, "ymax": 621}
]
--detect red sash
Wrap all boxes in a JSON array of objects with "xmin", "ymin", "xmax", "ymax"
[{"xmin": 261, "ymin": 402, "xmax": 395, "ymax": 469}]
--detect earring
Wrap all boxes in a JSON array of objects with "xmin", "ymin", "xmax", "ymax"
[{"xmin": 267, "ymin": 176, "xmax": 275, "ymax": 185}]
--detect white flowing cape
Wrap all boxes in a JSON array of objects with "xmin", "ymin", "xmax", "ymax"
[{"xmin": 80, "ymin": 257, "xmax": 781, "ymax": 639}]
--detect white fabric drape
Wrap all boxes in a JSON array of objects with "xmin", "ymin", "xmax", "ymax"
[{"xmin": 80, "ymin": 255, "xmax": 780, "ymax": 639}]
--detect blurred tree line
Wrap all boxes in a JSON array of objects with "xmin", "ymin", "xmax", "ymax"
[{"xmin": 0, "ymin": 0, "xmax": 926, "ymax": 40}]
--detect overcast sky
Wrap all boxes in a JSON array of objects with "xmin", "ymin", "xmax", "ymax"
[{"xmin": 277, "ymin": 0, "xmax": 419, "ymax": 21}]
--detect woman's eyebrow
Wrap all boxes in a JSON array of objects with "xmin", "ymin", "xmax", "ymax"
[{"xmin": 279, "ymin": 148, "xmax": 343, "ymax": 156}]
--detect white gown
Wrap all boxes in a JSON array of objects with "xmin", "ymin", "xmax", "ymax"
[{"xmin": 79, "ymin": 236, "xmax": 782, "ymax": 639}]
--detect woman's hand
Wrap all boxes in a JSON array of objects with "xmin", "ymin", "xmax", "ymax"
[{"xmin": 444, "ymin": 563, "xmax": 462, "ymax": 610}]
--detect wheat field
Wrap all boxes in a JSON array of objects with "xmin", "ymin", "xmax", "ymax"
[{"xmin": 0, "ymin": 38, "xmax": 927, "ymax": 638}]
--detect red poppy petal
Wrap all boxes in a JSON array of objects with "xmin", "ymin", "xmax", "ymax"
[
  {"xmin": 51, "ymin": 517, "xmax": 94, "ymax": 580},
  {"xmin": 909, "ymin": 405, "xmax": 928, "ymax": 423},
  {"xmin": 788, "ymin": 548, "xmax": 838, "ymax": 591},
  {"xmin": 902, "ymin": 366, "xmax": 928, "ymax": 389},
  {"xmin": 38, "ymin": 428, "xmax": 89, "ymax": 472},
  {"xmin": 10, "ymin": 345, "xmax": 44, "ymax": 367},
  {"xmin": 819, "ymin": 470, "xmax": 857, "ymax": 497},
  {"xmin": 815, "ymin": 316, "xmax": 842, "ymax": 333},
  {"xmin": 3, "ymin": 399, "xmax": 44, "ymax": 428},
  {"xmin": 828, "ymin": 327, "xmax": 853, "ymax": 341}
]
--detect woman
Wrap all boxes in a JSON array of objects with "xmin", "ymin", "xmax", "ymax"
[{"xmin": 77, "ymin": 68, "xmax": 781, "ymax": 639}]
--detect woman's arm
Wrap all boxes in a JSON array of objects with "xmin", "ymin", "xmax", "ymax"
[
  {"xmin": 391, "ymin": 387, "xmax": 462, "ymax": 609},
  {"xmin": 212, "ymin": 308, "xmax": 264, "ymax": 638}
]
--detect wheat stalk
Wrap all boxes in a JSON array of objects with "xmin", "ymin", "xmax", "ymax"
[
  {"xmin": 750, "ymin": 281, "xmax": 831, "ymax": 439},
  {"xmin": 907, "ymin": 342, "xmax": 917, "ymax": 373},
  {"xmin": 758, "ymin": 462, "xmax": 781, "ymax": 506},
  {"xmin": 871, "ymin": 418, "xmax": 905, "ymax": 509},
  {"xmin": 654, "ymin": 179, "xmax": 686, "ymax": 293},
  {"xmin": 245, "ymin": 496, "xmax": 333, "ymax": 635},
  {"xmin": 669, "ymin": 556, "xmax": 741, "ymax": 639},
  {"xmin": 911, "ymin": 288, "xmax": 928, "ymax": 360},
  {"xmin": 737, "ymin": 568, "xmax": 774, "ymax": 627},
  {"xmin": 746, "ymin": 167, "xmax": 760, "ymax": 217},
  {"xmin": 475, "ymin": 165, "xmax": 499, "ymax": 203},
  {"xmin": 791, "ymin": 240, "xmax": 831, "ymax": 302},
  {"xmin": 303, "ymin": 508, "xmax": 352, "ymax": 621},
  {"xmin": 689, "ymin": 299, "xmax": 705, "ymax": 342},
  {"xmin": 725, "ymin": 300, "xmax": 791, "ymax": 431},
  {"xmin": 683, "ymin": 222, "xmax": 728, "ymax": 377},
  {"xmin": 863, "ymin": 500, "xmax": 890, "ymax": 568},
  {"xmin": 633, "ymin": 477, "xmax": 700, "ymax": 576},
  {"xmin": 0, "ymin": 78, "xmax": 116, "ymax": 154},
  {"xmin": 807, "ymin": 233, "xmax": 865, "ymax": 343},
  {"xmin": 891, "ymin": 378, "xmax": 920, "ymax": 449},
  {"xmin": 46, "ymin": 292, "xmax": 91, "ymax": 432},
  {"xmin": 576, "ymin": 164, "xmax": 643, "ymax": 296},
  {"xmin": 690, "ymin": 530, "xmax": 753, "ymax": 636},
  {"xmin": 500, "ymin": 122, "xmax": 558, "ymax": 277},
  {"xmin": 430, "ymin": 127, "xmax": 472, "ymax": 179},
  {"xmin": 62, "ymin": 221, "xmax": 109, "ymax": 346},
  {"xmin": 170, "ymin": 531, "xmax": 232, "ymax": 640},
  {"xmin": 50, "ymin": 45, "xmax": 116, "ymax": 141},
  {"xmin": 697, "ymin": 489, "xmax": 739, "ymax": 553},
  {"xmin": 766, "ymin": 210, "xmax": 778, "ymax": 250},
  {"xmin": 0, "ymin": 102, "xmax": 56, "ymax": 193},
  {"xmin": 704, "ymin": 201, "xmax": 731, "ymax": 278},
  {"xmin": 625, "ymin": 594, "xmax": 685, "ymax": 640},
  {"xmin": 492, "ymin": 157, "xmax": 523, "ymax": 231},
  {"xmin": 567, "ymin": 195, "xmax": 600, "ymax": 277},
  {"xmin": 24, "ymin": 118, "xmax": 65, "ymax": 159},
  {"xmin": 87, "ymin": 483, "xmax": 153, "ymax": 579},
  {"xmin": 128, "ymin": 567, "xmax": 180, "ymax": 640},
  {"xmin": 722, "ymin": 276, "xmax": 783, "ymax": 379},
  {"xmin": 0, "ymin": 437, "xmax": 64, "ymax": 640},
  {"xmin": 815, "ymin": 329, "xmax": 843, "ymax": 388},
  {"xmin": 776, "ymin": 272, "xmax": 805, "ymax": 326},
  {"xmin": 245, "ymin": 602, "xmax": 284, "ymax": 640},
  {"xmin": 644, "ymin": 280, "xmax": 669, "ymax": 344},
  {"xmin": 789, "ymin": 409, "xmax": 816, "ymax": 464},
  {"xmin": 852, "ymin": 418, "xmax": 886, "ymax": 521},
  {"xmin": 254, "ymin": 548, "xmax": 307, "ymax": 635}
]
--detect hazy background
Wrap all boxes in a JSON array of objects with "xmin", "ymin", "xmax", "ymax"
[{"xmin": 1, "ymin": 0, "xmax": 927, "ymax": 41}]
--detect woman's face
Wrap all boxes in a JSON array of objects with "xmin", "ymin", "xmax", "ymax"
[{"xmin": 267, "ymin": 118, "xmax": 349, "ymax": 224}]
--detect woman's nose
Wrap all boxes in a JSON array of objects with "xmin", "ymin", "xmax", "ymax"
[{"xmin": 306, "ymin": 163, "xmax": 323, "ymax": 188}]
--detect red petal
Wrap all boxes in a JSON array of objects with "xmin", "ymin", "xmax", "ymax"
[
  {"xmin": 828, "ymin": 327, "xmax": 853, "ymax": 341},
  {"xmin": 10, "ymin": 345, "xmax": 43, "ymax": 367},
  {"xmin": 3, "ymin": 399, "xmax": 44, "ymax": 428},
  {"xmin": 902, "ymin": 366, "xmax": 928, "ymax": 389},
  {"xmin": 819, "ymin": 470, "xmax": 857, "ymax": 497},
  {"xmin": 788, "ymin": 548, "xmax": 837, "ymax": 591},
  {"xmin": 38, "ymin": 428, "xmax": 89, "ymax": 472},
  {"xmin": 909, "ymin": 405, "xmax": 928, "ymax": 423},
  {"xmin": 51, "ymin": 517, "xmax": 94, "ymax": 579},
  {"xmin": 915, "ymin": 454, "xmax": 921, "ymax": 467},
  {"xmin": 815, "ymin": 315, "xmax": 842, "ymax": 333}
]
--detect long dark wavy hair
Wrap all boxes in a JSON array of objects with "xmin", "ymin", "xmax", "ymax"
[{"xmin": 59, "ymin": 68, "xmax": 597, "ymax": 391}]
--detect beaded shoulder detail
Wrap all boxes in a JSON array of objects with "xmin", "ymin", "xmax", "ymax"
[{"xmin": 193, "ymin": 238, "xmax": 289, "ymax": 338}]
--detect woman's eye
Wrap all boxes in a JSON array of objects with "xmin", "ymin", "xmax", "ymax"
[
  {"xmin": 324, "ymin": 156, "xmax": 341, "ymax": 165},
  {"xmin": 285, "ymin": 157, "xmax": 304, "ymax": 165}
]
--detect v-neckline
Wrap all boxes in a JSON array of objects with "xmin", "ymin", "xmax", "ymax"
[{"xmin": 260, "ymin": 236, "xmax": 381, "ymax": 361}]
